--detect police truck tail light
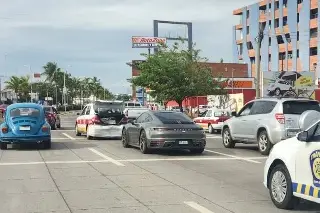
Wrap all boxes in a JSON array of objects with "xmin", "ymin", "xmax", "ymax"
[
  {"xmin": 91, "ymin": 115, "xmax": 101, "ymax": 124},
  {"xmin": 2, "ymin": 126, "xmax": 8, "ymax": 133},
  {"xmin": 275, "ymin": 113, "xmax": 285, "ymax": 124}
]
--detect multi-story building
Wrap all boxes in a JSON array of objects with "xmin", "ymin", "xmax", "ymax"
[{"xmin": 233, "ymin": 0, "xmax": 319, "ymax": 77}]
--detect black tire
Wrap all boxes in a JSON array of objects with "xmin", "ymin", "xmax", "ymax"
[
  {"xmin": 0, "ymin": 142, "xmax": 7, "ymax": 150},
  {"xmin": 222, "ymin": 127, "xmax": 235, "ymax": 148},
  {"xmin": 57, "ymin": 122, "xmax": 61, "ymax": 128},
  {"xmin": 139, "ymin": 130, "xmax": 149, "ymax": 154},
  {"xmin": 258, "ymin": 130, "xmax": 272, "ymax": 155},
  {"xmin": 268, "ymin": 164, "xmax": 298, "ymax": 209},
  {"xmin": 51, "ymin": 121, "xmax": 57, "ymax": 130},
  {"xmin": 122, "ymin": 129, "xmax": 129, "ymax": 148},
  {"xmin": 75, "ymin": 124, "xmax": 81, "ymax": 136},
  {"xmin": 190, "ymin": 148, "xmax": 205, "ymax": 154},
  {"xmin": 43, "ymin": 140, "xmax": 51, "ymax": 149}
]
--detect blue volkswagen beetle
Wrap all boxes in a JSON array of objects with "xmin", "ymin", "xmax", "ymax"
[{"xmin": 0, "ymin": 103, "xmax": 51, "ymax": 150}]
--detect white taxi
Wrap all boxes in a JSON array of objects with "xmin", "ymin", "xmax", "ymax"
[
  {"xmin": 75, "ymin": 100, "xmax": 127, "ymax": 139},
  {"xmin": 264, "ymin": 110, "xmax": 320, "ymax": 209}
]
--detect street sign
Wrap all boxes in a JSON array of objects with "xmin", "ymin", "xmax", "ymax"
[
  {"xmin": 63, "ymin": 87, "xmax": 67, "ymax": 94},
  {"xmin": 132, "ymin": 36, "xmax": 167, "ymax": 48}
]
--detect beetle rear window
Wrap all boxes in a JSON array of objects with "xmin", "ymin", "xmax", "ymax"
[{"xmin": 10, "ymin": 108, "xmax": 40, "ymax": 117}]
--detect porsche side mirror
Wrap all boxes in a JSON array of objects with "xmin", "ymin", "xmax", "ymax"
[{"xmin": 297, "ymin": 131, "xmax": 309, "ymax": 142}]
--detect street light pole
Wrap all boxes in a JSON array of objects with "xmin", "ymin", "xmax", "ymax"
[
  {"xmin": 255, "ymin": 24, "xmax": 264, "ymax": 98},
  {"xmin": 63, "ymin": 69, "xmax": 66, "ymax": 112},
  {"xmin": 24, "ymin": 65, "xmax": 33, "ymax": 102}
]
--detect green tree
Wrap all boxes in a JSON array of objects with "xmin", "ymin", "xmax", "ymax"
[
  {"xmin": 116, "ymin": 94, "xmax": 131, "ymax": 101},
  {"xmin": 131, "ymin": 42, "xmax": 225, "ymax": 111},
  {"xmin": 5, "ymin": 76, "xmax": 31, "ymax": 101}
]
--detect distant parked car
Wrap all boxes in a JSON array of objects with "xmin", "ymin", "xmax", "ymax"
[
  {"xmin": 121, "ymin": 111, "xmax": 206, "ymax": 154},
  {"xmin": 0, "ymin": 103, "xmax": 51, "ymax": 149},
  {"xmin": 43, "ymin": 106, "xmax": 61, "ymax": 129}
]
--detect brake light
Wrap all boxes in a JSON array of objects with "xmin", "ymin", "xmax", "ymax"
[
  {"xmin": 91, "ymin": 115, "xmax": 101, "ymax": 124},
  {"xmin": 42, "ymin": 125, "xmax": 49, "ymax": 132},
  {"xmin": 153, "ymin": 128, "xmax": 170, "ymax": 131},
  {"xmin": 2, "ymin": 126, "xmax": 8, "ymax": 133},
  {"xmin": 275, "ymin": 113, "xmax": 285, "ymax": 124}
]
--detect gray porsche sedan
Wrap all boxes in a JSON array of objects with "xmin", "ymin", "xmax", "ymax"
[{"xmin": 121, "ymin": 110, "xmax": 206, "ymax": 154}]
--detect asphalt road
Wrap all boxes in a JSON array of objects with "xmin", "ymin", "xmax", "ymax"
[{"xmin": 0, "ymin": 115, "xmax": 318, "ymax": 213}]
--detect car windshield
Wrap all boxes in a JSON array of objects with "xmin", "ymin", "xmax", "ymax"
[
  {"xmin": 214, "ymin": 111, "xmax": 230, "ymax": 117},
  {"xmin": 154, "ymin": 112, "xmax": 194, "ymax": 124},
  {"xmin": 10, "ymin": 107, "xmax": 40, "ymax": 117},
  {"xmin": 283, "ymin": 101, "xmax": 320, "ymax": 115}
]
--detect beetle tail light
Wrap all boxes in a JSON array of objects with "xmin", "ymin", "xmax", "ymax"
[
  {"xmin": 42, "ymin": 125, "xmax": 49, "ymax": 132},
  {"xmin": 2, "ymin": 126, "xmax": 8, "ymax": 133}
]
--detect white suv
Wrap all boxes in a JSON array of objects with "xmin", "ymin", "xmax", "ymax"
[{"xmin": 221, "ymin": 97, "xmax": 320, "ymax": 155}]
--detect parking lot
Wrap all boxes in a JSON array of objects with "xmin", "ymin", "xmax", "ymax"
[{"xmin": 0, "ymin": 114, "xmax": 318, "ymax": 213}]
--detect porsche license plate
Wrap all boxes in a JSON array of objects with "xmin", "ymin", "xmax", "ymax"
[
  {"xmin": 20, "ymin": 126, "xmax": 30, "ymax": 131},
  {"xmin": 108, "ymin": 120, "xmax": 116, "ymax": 125},
  {"xmin": 179, "ymin": 140, "xmax": 189, "ymax": 145}
]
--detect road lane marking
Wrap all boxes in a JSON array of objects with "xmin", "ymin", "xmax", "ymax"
[
  {"xmin": 0, "ymin": 156, "xmax": 267, "ymax": 166},
  {"xmin": 204, "ymin": 149, "xmax": 261, "ymax": 164},
  {"xmin": 62, "ymin": 133, "xmax": 75, "ymax": 140},
  {"xmin": 184, "ymin": 201, "xmax": 214, "ymax": 213},
  {"xmin": 88, "ymin": 148, "xmax": 125, "ymax": 166}
]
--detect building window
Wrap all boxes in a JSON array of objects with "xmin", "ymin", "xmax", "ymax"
[
  {"xmin": 261, "ymin": 22, "xmax": 266, "ymax": 30},
  {"xmin": 250, "ymin": 57, "xmax": 255, "ymax": 64},
  {"xmin": 298, "ymin": 0, "xmax": 303, "ymax": 4},
  {"xmin": 275, "ymin": 1, "xmax": 279, "ymax": 9},
  {"xmin": 283, "ymin": 0, "xmax": 288, "ymax": 8},
  {"xmin": 310, "ymin": 28, "xmax": 318, "ymax": 38},
  {"xmin": 269, "ymin": 20, "xmax": 271, "ymax": 29},
  {"xmin": 297, "ymin": 50, "xmax": 300, "ymax": 58},
  {"xmin": 275, "ymin": 19, "xmax": 280, "ymax": 28},
  {"xmin": 279, "ymin": 52, "xmax": 286, "ymax": 60},
  {"xmin": 268, "ymin": 3, "xmax": 271, "ymax": 12},
  {"xmin": 247, "ymin": 42, "xmax": 253, "ymax": 49},
  {"xmin": 260, "ymin": 5, "xmax": 267, "ymax": 14},
  {"xmin": 277, "ymin": 35, "xmax": 284, "ymax": 44},
  {"xmin": 283, "ymin": 16, "xmax": 288, "ymax": 26},
  {"xmin": 288, "ymin": 51, "xmax": 293, "ymax": 59},
  {"xmin": 269, "ymin": 54, "xmax": 271, "ymax": 62},
  {"xmin": 311, "ymin": 8, "xmax": 318, "ymax": 19},
  {"xmin": 285, "ymin": 34, "xmax": 291, "ymax": 43},
  {"xmin": 310, "ymin": 47, "xmax": 317, "ymax": 56},
  {"xmin": 297, "ymin": 13, "xmax": 299, "ymax": 22},
  {"xmin": 246, "ymin": 26, "xmax": 250, "ymax": 34},
  {"xmin": 297, "ymin": 31, "xmax": 299, "ymax": 41},
  {"xmin": 246, "ymin": 10, "xmax": 250, "ymax": 18},
  {"xmin": 269, "ymin": 37, "xmax": 271, "ymax": 46}
]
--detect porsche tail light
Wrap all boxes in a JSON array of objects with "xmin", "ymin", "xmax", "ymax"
[
  {"xmin": 2, "ymin": 126, "xmax": 8, "ymax": 133},
  {"xmin": 91, "ymin": 115, "xmax": 101, "ymax": 124}
]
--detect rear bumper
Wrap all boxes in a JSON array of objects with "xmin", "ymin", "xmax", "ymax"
[
  {"xmin": 87, "ymin": 124, "xmax": 123, "ymax": 138},
  {"xmin": 0, "ymin": 135, "xmax": 51, "ymax": 143},
  {"xmin": 147, "ymin": 138, "xmax": 206, "ymax": 149}
]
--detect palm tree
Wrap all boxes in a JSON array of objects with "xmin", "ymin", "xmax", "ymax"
[
  {"xmin": 5, "ymin": 76, "xmax": 30, "ymax": 101},
  {"xmin": 42, "ymin": 62, "xmax": 59, "ymax": 82}
]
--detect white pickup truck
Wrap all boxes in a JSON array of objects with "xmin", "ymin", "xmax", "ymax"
[{"xmin": 124, "ymin": 107, "xmax": 150, "ymax": 119}]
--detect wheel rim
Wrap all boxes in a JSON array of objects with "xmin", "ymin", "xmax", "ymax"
[
  {"xmin": 122, "ymin": 131, "xmax": 127, "ymax": 145},
  {"xmin": 223, "ymin": 130, "xmax": 230, "ymax": 145},
  {"xmin": 259, "ymin": 134, "xmax": 268, "ymax": 151},
  {"xmin": 140, "ymin": 133, "xmax": 145, "ymax": 151},
  {"xmin": 271, "ymin": 171, "xmax": 287, "ymax": 203},
  {"xmin": 209, "ymin": 125, "xmax": 212, "ymax": 132}
]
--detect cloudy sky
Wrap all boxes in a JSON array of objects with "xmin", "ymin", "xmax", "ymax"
[{"xmin": 0, "ymin": 0, "xmax": 257, "ymax": 94}]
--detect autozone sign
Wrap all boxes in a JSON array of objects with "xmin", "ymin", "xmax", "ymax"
[{"xmin": 132, "ymin": 36, "xmax": 167, "ymax": 48}]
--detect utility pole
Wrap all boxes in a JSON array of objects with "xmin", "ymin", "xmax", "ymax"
[
  {"xmin": 63, "ymin": 70, "xmax": 66, "ymax": 112},
  {"xmin": 255, "ymin": 24, "xmax": 264, "ymax": 98}
]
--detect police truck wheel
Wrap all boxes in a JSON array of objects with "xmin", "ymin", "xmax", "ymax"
[{"xmin": 269, "ymin": 164, "xmax": 297, "ymax": 209}]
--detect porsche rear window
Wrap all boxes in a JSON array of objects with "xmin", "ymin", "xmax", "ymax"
[{"xmin": 10, "ymin": 108, "xmax": 40, "ymax": 117}]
